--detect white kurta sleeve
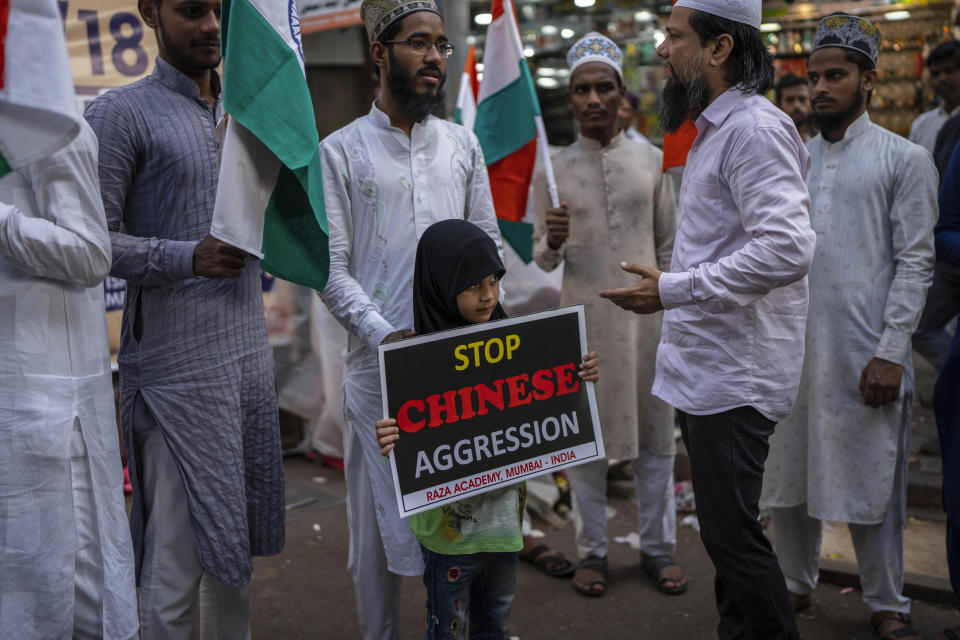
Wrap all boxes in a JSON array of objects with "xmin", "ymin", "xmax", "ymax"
[
  {"xmin": 318, "ymin": 140, "xmax": 395, "ymax": 351},
  {"xmin": 658, "ymin": 125, "xmax": 816, "ymax": 313},
  {"xmin": 463, "ymin": 133, "xmax": 504, "ymax": 260},
  {"xmin": 0, "ymin": 122, "xmax": 111, "ymax": 287},
  {"xmin": 531, "ymin": 167, "xmax": 563, "ymax": 271},
  {"xmin": 652, "ymin": 166, "xmax": 677, "ymax": 271},
  {"xmin": 874, "ymin": 145, "xmax": 938, "ymax": 364}
]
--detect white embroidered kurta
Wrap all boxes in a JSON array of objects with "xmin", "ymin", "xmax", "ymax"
[
  {"xmin": 533, "ymin": 133, "xmax": 677, "ymax": 458},
  {"xmin": 761, "ymin": 112, "xmax": 938, "ymax": 524},
  {"xmin": 0, "ymin": 122, "xmax": 138, "ymax": 639},
  {"xmin": 319, "ymin": 102, "xmax": 502, "ymax": 575}
]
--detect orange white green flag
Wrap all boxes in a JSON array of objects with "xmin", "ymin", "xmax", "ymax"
[
  {"xmin": 209, "ymin": 0, "xmax": 329, "ymax": 291},
  {"xmin": 454, "ymin": 44, "xmax": 478, "ymax": 130},
  {"xmin": 473, "ymin": 0, "xmax": 558, "ymax": 263}
]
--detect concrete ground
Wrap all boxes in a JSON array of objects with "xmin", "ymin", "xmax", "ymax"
[{"xmin": 251, "ymin": 456, "xmax": 960, "ymax": 640}]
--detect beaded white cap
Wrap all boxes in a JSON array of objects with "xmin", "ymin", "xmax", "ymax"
[{"xmin": 674, "ymin": 0, "xmax": 762, "ymax": 30}]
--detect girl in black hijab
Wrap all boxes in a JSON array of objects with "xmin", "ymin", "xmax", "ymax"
[
  {"xmin": 376, "ymin": 220, "xmax": 598, "ymax": 638},
  {"xmin": 411, "ymin": 218, "xmax": 508, "ymax": 333}
]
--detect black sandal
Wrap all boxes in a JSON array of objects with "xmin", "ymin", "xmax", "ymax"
[
  {"xmin": 641, "ymin": 554, "xmax": 688, "ymax": 595},
  {"xmin": 941, "ymin": 628, "xmax": 960, "ymax": 640},
  {"xmin": 870, "ymin": 611, "xmax": 922, "ymax": 640},
  {"xmin": 518, "ymin": 544, "xmax": 576, "ymax": 577},
  {"xmin": 572, "ymin": 555, "xmax": 607, "ymax": 597}
]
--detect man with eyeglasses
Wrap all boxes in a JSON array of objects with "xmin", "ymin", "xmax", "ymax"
[{"xmin": 318, "ymin": 1, "xmax": 502, "ymax": 638}]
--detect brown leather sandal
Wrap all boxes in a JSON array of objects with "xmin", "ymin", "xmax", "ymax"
[{"xmin": 870, "ymin": 610, "xmax": 922, "ymax": 640}]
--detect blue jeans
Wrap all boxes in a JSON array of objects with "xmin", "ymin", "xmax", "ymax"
[{"xmin": 421, "ymin": 547, "xmax": 517, "ymax": 640}]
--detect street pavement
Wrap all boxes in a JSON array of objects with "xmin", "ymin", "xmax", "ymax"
[{"xmin": 250, "ymin": 456, "xmax": 960, "ymax": 639}]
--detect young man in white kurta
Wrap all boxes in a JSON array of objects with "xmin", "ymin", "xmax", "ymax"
[
  {"xmin": 0, "ymin": 121, "xmax": 139, "ymax": 640},
  {"xmin": 761, "ymin": 15, "xmax": 937, "ymax": 631},
  {"xmin": 319, "ymin": 2, "xmax": 502, "ymax": 637},
  {"xmin": 533, "ymin": 32, "xmax": 681, "ymax": 595}
]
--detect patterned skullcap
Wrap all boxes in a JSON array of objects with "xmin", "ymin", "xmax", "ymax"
[
  {"xmin": 567, "ymin": 32, "xmax": 624, "ymax": 79},
  {"xmin": 812, "ymin": 13, "xmax": 881, "ymax": 67},
  {"xmin": 360, "ymin": 0, "xmax": 440, "ymax": 43},
  {"xmin": 675, "ymin": 0, "xmax": 761, "ymax": 29}
]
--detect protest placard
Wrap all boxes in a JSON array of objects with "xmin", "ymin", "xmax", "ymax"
[{"xmin": 379, "ymin": 305, "xmax": 604, "ymax": 518}]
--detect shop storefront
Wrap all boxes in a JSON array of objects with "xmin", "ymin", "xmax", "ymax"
[{"xmin": 462, "ymin": 0, "xmax": 958, "ymax": 143}]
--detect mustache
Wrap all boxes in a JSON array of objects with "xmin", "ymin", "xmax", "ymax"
[{"xmin": 418, "ymin": 65, "xmax": 443, "ymax": 79}]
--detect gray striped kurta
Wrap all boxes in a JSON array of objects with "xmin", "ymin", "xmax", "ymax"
[{"xmin": 85, "ymin": 57, "xmax": 284, "ymax": 586}]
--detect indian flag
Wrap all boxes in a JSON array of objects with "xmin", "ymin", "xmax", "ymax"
[
  {"xmin": 210, "ymin": 0, "xmax": 329, "ymax": 291},
  {"xmin": 474, "ymin": 0, "xmax": 542, "ymax": 263},
  {"xmin": 0, "ymin": 0, "xmax": 81, "ymax": 178},
  {"xmin": 454, "ymin": 45, "xmax": 478, "ymax": 130}
]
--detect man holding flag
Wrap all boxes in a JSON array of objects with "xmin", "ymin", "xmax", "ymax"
[
  {"xmin": 319, "ymin": 1, "xmax": 502, "ymax": 637},
  {"xmin": 85, "ymin": 0, "xmax": 285, "ymax": 637},
  {"xmin": 0, "ymin": 1, "xmax": 138, "ymax": 637},
  {"xmin": 533, "ymin": 32, "xmax": 682, "ymax": 599}
]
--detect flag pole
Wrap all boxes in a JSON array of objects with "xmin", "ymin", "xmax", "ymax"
[
  {"xmin": 534, "ymin": 115, "xmax": 560, "ymax": 209},
  {"xmin": 504, "ymin": 0, "xmax": 560, "ymax": 209}
]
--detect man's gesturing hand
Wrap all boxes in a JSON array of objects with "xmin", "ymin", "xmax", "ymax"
[
  {"xmin": 546, "ymin": 202, "xmax": 570, "ymax": 250},
  {"xmin": 859, "ymin": 357, "xmax": 903, "ymax": 408},
  {"xmin": 598, "ymin": 262, "xmax": 664, "ymax": 314},
  {"xmin": 193, "ymin": 234, "xmax": 250, "ymax": 278}
]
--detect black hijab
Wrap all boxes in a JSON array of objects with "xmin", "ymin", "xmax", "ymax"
[{"xmin": 413, "ymin": 220, "xmax": 507, "ymax": 335}]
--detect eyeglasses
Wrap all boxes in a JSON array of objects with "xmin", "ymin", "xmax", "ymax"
[{"xmin": 383, "ymin": 38, "xmax": 455, "ymax": 58}]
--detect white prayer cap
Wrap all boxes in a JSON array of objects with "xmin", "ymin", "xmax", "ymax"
[
  {"xmin": 674, "ymin": 0, "xmax": 762, "ymax": 30},
  {"xmin": 567, "ymin": 32, "xmax": 624, "ymax": 80}
]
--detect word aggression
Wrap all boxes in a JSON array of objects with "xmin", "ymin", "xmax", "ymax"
[{"xmin": 415, "ymin": 411, "xmax": 581, "ymax": 478}]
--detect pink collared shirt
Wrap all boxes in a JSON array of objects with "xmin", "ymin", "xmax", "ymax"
[{"xmin": 653, "ymin": 87, "xmax": 816, "ymax": 422}]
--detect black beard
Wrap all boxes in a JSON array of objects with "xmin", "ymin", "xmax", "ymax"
[
  {"xmin": 659, "ymin": 72, "xmax": 709, "ymax": 134},
  {"xmin": 387, "ymin": 51, "xmax": 445, "ymax": 121},
  {"xmin": 811, "ymin": 91, "xmax": 865, "ymax": 133},
  {"xmin": 157, "ymin": 14, "xmax": 221, "ymax": 71}
]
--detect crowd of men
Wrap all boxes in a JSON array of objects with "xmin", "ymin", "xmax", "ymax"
[{"xmin": 1, "ymin": 0, "xmax": 960, "ymax": 638}]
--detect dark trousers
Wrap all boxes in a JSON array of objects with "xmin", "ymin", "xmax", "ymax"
[
  {"xmin": 937, "ymin": 323, "xmax": 960, "ymax": 599},
  {"xmin": 679, "ymin": 407, "xmax": 800, "ymax": 640}
]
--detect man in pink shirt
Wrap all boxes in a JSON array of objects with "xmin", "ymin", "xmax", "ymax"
[{"xmin": 599, "ymin": 0, "xmax": 815, "ymax": 637}]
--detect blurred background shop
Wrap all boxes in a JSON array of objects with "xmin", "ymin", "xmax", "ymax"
[{"xmin": 294, "ymin": 0, "xmax": 958, "ymax": 142}]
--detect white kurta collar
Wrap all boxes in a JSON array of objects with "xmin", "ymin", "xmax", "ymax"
[
  {"xmin": 369, "ymin": 100, "xmax": 435, "ymax": 138},
  {"xmin": 576, "ymin": 131, "xmax": 624, "ymax": 152},
  {"xmin": 821, "ymin": 110, "xmax": 872, "ymax": 147}
]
